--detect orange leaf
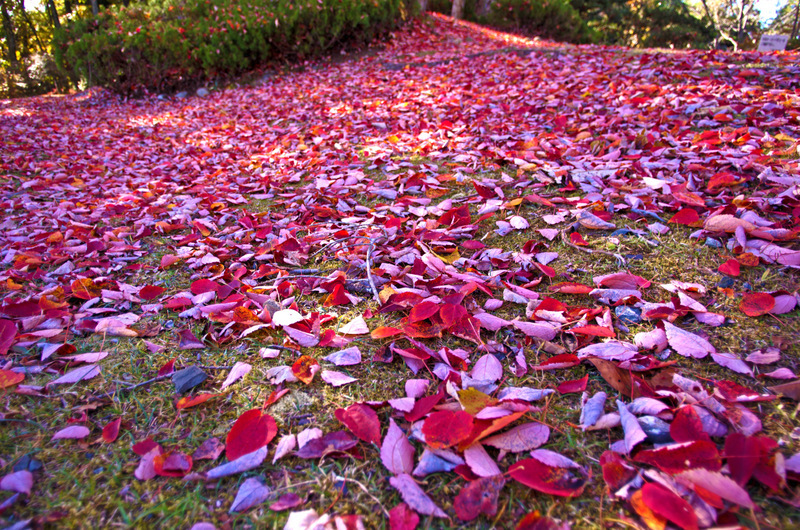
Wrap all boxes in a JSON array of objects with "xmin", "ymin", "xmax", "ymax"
[
  {"xmin": 176, "ymin": 393, "xmax": 220, "ymax": 410},
  {"xmin": 0, "ymin": 369, "xmax": 24, "ymax": 388},
  {"xmin": 292, "ymin": 355, "xmax": 320, "ymax": 385}
]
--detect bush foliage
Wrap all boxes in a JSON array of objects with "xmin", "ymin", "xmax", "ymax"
[
  {"xmin": 54, "ymin": 0, "xmax": 412, "ymax": 93},
  {"xmin": 428, "ymin": 0, "xmax": 594, "ymax": 43}
]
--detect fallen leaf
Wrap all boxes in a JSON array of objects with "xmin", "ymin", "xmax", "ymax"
[
  {"xmin": 226, "ymin": 409, "xmax": 278, "ymax": 461},
  {"xmin": 453, "ymin": 475, "xmax": 505, "ymax": 521},
  {"xmin": 229, "ymin": 477, "xmax": 271, "ymax": 513},
  {"xmin": 389, "ymin": 473, "xmax": 447, "ymax": 518}
]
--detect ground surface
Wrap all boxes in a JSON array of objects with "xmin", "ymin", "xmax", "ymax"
[{"xmin": 1, "ymin": 12, "xmax": 800, "ymax": 530}]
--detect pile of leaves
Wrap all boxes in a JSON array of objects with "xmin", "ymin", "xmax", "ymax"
[{"xmin": 2, "ymin": 13, "xmax": 800, "ymax": 529}]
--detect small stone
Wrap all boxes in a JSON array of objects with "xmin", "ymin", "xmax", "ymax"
[
  {"xmin": 704, "ymin": 238, "xmax": 722, "ymax": 248},
  {"xmin": 638, "ymin": 415, "xmax": 673, "ymax": 444},
  {"xmin": 172, "ymin": 366, "xmax": 208, "ymax": 393},
  {"xmin": 718, "ymin": 276, "xmax": 735, "ymax": 288},
  {"xmin": 615, "ymin": 306, "xmax": 642, "ymax": 324},
  {"xmin": 743, "ymin": 281, "xmax": 753, "ymax": 291},
  {"xmin": 196, "ymin": 87, "xmax": 210, "ymax": 97},
  {"xmin": 175, "ymin": 91, "xmax": 188, "ymax": 99}
]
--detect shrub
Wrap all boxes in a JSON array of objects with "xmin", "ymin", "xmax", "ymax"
[
  {"xmin": 53, "ymin": 0, "xmax": 410, "ymax": 94},
  {"xmin": 427, "ymin": 0, "xmax": 593, "ymax": 44}
]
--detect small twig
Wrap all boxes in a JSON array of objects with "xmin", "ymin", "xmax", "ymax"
[
  {"xmin": 89, "ymin": 374, "xmax": 171, "ymax": 402},
  {"xmin": 196, "ymin": 365, "xmax": 232, "ymax": 370},
  {"xmin": 560, "ymin": 229, "xmax": 627, "ymax": 266},
  {"xmin": 335, "ymin": 477, "xmax": 391, "ymax": 519},
  {"xmin": 365, "ymin": 241, "xmax": 380, "ymax": 303}
]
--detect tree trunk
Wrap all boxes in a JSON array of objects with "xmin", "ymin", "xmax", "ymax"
[
  {"xmin": 91, "ymin": 0, "xmax": 99, "ymax": 16},
  {"xmin": 19, "ymin": 1, "xmax": 45, "ymax": 52},
  {"xmin": 46, "ymin": 0, "xmax": 60, "ymax": 30},
  {"xmin": 791, "ymin": 0, "xmax": 799, "ymax": 40},
  {"xmin": 418, "ymin": 0, "xmax": 428, "ymax": 13},
  {"xmin": 1, "ymin": 0, "xmax": 19, "ymax": 96},
  {"xmin": 451, "ymin": 0, "xmax": 466, "ymax": 20}
]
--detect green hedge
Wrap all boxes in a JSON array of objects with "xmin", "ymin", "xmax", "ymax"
[
  {"xmin": 428, "ymin": 0, "xmax": 594, "ymax": 44},
  {"xmin": 54, "ymin": 0, "xmax": 413, "ymax": 93}
]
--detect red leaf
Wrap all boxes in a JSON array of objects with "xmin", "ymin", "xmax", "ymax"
[
  {"xmin": 570, "ymin": 232, "xmax": 588, "ymax": 246},
  {"xmin": 190, "ymin": 279, "xmax": 220, "ymax": 295},
  {"xmin": 153, "ymin": 451, "xmax": 193, "ymax": 478},
  {"xmin": 323, "ymin": 284, "xmax": 351, "ymax": 307},
  {"xmin": 668, "ymin": 208, "xmax": 701, "ymax": 226},
  {"xmin": 291, "ymin": 355, "xmax": 320, "ymax": 385},
  {"xmin": 600, "ymin": 451, "xmax": 637, "ymax": 493},
  {"xmin": 102, "ymin": 418, "xmax": 122, "ymax": 443},
  {"xmin": 158, "ymin": 358, "xmax": 176, "ymax": 377},
  {"xmin": 570, "ymin": 325, "xmax": 615, "ymax": 338},
  {"xmin": 0, "ymin": 369, "xmax": 24, "ymax": 389},
  {"xmin": 0, "ymin": 319, "xmax": 16, "ymax": 356},
  {"xmin": 634, "ymin": 440, "xmax": 722, "ymax": 474},
  {"xmin": 132, "ymin": 438, "xmax": 160, "ymax": 456},
  {"xmin": 550, "ymin": 282, "xmax": 593, "ymax": 294},
  {"xmin": 718, "ymin": 258, "xmax": 740, "ymax": 276},
  {"xmin": 139, "ymin": 285, "xmax": 165, "ymax": 300},
  {"xmin": 531, "ymin": 354, "xmax": 580, "ymax": 371},
  {"xmin": 508, "ymin": 457, "xmax": 587, "ymax": 497},
  {"xmin": 335, "ymin": 404, "xmax": 381, "ymax": 445},
  {"xmin": 192, "ymin": 437, "xmax": 225, "ymax": 461},
  {"xmin": 739, "ymin": 292, "xmax": 775, "ymax": 317},
  {"xmin": 723, "ymin": 433, "xmax": 759, "ymax": 486},
  {"xmin": 407, "ymin": 300, "xmax": 439, "ymax": 323},
  {"xmin": 669, "ymin": 406, "xmax": 710, "ymax": 443},
  {"xmin": 422, "ymin": 410, "xmax": 474, "ymax": 449},
  {"xmin": 226, "ymin": 409, "xmax": 278, "ymax": 461},
  {"xmin": 389, "ymin": 502, "xmax": 419, "ymax": 530},
  {"xmin": 556, "ymin": 375, "xmax": 588, "ymax": 394},
  {"xmin": 453, "ymin": 475, "xmax": 505, "ymax": 521},
  {"xmin": 640, "ymin": 483, "xmax": 699, "ymax": 530},
  {"xmin": 177, "ymin": 329, "xmax": 205, "ymax": 350}
]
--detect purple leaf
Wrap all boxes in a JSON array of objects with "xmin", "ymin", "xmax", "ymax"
[
  {"xmin": 389, "ymin": 473, "xmax": 447, "ymax": 518},
  {"xmin": 577, "ymin": 341, "xmax": 638, "ymax": 361},
  {"xmin": 229, "ymin": 477, "xmax": 271, "ymax": 513},
  {"xmin": 711, "ymin": 353, "xmax": 753, "ymax": 377},
  {"xmin": 206, "ymin": 446, "xmax": 267, "ymax": 480},
  {"xmin": 579, "ymin": 392, "xmax": 607, "ymax": 429},
  {"xmin": 47, "ymin": 364, "xmax": 100, "ymax": 387},
  {"xmin": 511, "ymin": 319, "xmax": 558, "ymax": 340},
  {"xmin": 529, "ymin": 449, "xmax": 583, "ymax": 469},
  {"xmin": 323, "ymin": 346, "xmax": 361, "ymax": 366},
  {"xmin": 616, "ymin": 400, "xmax": 647, "ymax": 454}
]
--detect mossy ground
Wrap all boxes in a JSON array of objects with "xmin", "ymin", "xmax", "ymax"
[{"xmin": 2, "ymin": 155, "xmax": 798, "ymax": 529}]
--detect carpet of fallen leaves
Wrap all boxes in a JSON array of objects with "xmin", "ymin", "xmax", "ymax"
[{"xmin": 2, "ymin": 12, "xmax": 800, "ymax": 529}]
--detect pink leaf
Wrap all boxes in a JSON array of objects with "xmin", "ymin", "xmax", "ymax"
[
  {"xmin": 0, "ymin": 319, "xmax": 16, "ymax": 356},
  {"xmin": 381, "ymin": 419, "xmax": 415, "ymax": 475},
  {"xmin": 470, "ymin": 353, "xmax": 502, "ymax": 382},
  {"xmin": 0, "ymin": 470, "xmax": 33, "ymax": 495},
  {"xmin": 320, "ymin": 370, "xmax": 357, "ymax": 386},
  {"xmin": 463, "ymin": 443, "xmax": 501, "ymax": 477},
  {"xmin": 616, "ymin": 400, "xmax": 647, "ymax": 454},
  {"xmin": 482, "ymin": 423, "xmax": 550, "ymax": 453},
  {"xmin": 221, "ymin": 362, "xmax": 252, "ymax": 389},
  {"xmin": 323, "ymin": 346, "xmax": 361, "ymax": 366},
  {"xmin": 663, "ymin": 321, "xmax": 715, "ymax": 358},
  {"xmin": 675, "ymin": 468, "xmax": 754, "ymax": 509}
]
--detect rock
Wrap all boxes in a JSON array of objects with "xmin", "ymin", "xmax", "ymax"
[
  {"xmin": 718, "ymin": 276, "xmax": 735, "ymax": 288},
  {"xmin": 638, "ymin": 416, "xmax": 673, "ymax": 444},
  {"xmin": 704, "ymin": 237, "xmax": 722, "ymax": 248},
  {"xmin": 615, "ymin": 306, "xmax": 642, "ymax": 324},
  {"xmin": 196, "ymin": 87, "xmax": 210, "ymax": 97},
  {"xmin": 175, "ymin": 91, "xmax": 188, "ymax": 99}
]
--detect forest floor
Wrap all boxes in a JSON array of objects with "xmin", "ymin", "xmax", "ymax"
[{"xmin": 1, "ymin": 12, "xmax": 800, "ymax": 530}]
